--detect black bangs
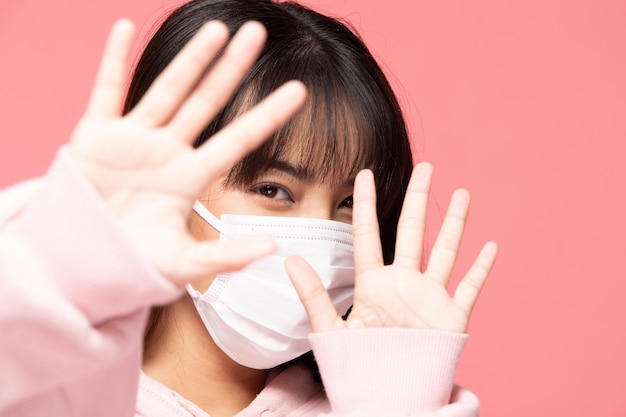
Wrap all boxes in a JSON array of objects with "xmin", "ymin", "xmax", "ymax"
[
  {"xmin": 223, "ymin": 75, "xmax": 381, "ymax": 189},
  {"xmin": 213, "ymin": 16, "xmax": 412, "ymax": 225}
]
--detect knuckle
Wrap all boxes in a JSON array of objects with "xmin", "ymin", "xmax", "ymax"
[{"xmin": 351, "ymin": 222, "xmax": 379, "ymax": 238}]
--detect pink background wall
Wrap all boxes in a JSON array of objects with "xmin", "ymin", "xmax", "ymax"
[{"xmin": 1, "ymin": 1, "xmax": 625, "ymax": 416}]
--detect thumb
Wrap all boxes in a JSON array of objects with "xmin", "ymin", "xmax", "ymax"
[{"xmin": 166, "ymin": 236, "xmax": 276, "ymax": 287}]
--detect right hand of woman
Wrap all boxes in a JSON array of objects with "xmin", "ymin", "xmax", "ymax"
[
  {"xmin": 68, "ymin": 19, "xmax": 307, "ymax": 286},
  {"xmin": 286, "ymin": 163, "xmax": 498, "ymax": 334}
]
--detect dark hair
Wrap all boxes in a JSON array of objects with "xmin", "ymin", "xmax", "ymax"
[{"xmin": 126, "ymin": 0, "xmax": 414, "ymax": 368}]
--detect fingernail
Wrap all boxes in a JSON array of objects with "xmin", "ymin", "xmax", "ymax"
[
  {"xmin": 356, "ymin": 168, "xmax": 374, "ymax": 183},
  {"xmin": 416, "ymin": 162, "xmax": 432, "ymax": 178}
]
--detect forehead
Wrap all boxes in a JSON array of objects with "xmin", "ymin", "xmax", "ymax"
[{"xmin": 264, "ymin": 145, "xmax": 358, "ymax": 187}]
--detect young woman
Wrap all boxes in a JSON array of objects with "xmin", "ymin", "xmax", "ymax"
[{"xmin": 0, "ymin": 1, "xmax": 497, "ymax": 416}]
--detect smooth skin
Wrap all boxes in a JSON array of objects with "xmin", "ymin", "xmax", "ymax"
[{"xmin": 68, "ymin": 19, "xmax": 307, "ymax": 286}]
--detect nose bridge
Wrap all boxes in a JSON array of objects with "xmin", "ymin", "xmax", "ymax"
[
  {"xmin": 297, "ymin": 201, "xmax": 333, "ymax": 220},
  {"xmin": 297, "ymin": 187, "xmax": 335, "ymax": 220}
]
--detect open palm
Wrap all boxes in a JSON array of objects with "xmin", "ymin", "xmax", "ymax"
[
  {"xmin": 68, "ymin": 19, "xmax": 306, "ymax": 286},
  {"xmin": 286, "ymin": 163, "xmax": 497, "ymax": 334}
]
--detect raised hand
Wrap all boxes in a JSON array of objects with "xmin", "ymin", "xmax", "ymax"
[
  {"xmin": 68, "ymin": 19, "xmax": 307, "ymax": 286},
  {"xmin": 286, "ymin": 162, "xmax": 497, "ymax": 334}
]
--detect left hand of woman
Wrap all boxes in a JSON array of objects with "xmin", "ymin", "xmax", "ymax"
[{"xmin": 285, "ymin": 162, "xmax": 498, "ymax": 334}]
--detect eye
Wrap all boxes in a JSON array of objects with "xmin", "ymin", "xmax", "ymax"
[
  {"xmin": 340, "ymin": 195, "xmax": 353, "ymax": 209},
  {"xmin": 250, "ymin": 184, "xmax": 293, "ymax": 201}
]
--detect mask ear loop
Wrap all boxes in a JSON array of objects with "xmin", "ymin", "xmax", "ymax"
[
  {"xmin": 185, "ymin": 200, "xmax": 223, "ymax": 299},
  {"xmin": 186, "ymin": 201, "xmax": 225, "ymax": 296},
  {"xmin": 192, "ymin": 200, "xmax": 224, "ymax": 232}
]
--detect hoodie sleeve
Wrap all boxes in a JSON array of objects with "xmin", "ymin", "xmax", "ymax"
[
  {"xmin": 310, "ymin": 328, "xmax": 480, "ymax": 417},
  {"xmin": 0, "ymin": 147, "xmax": 182, "ymax": 416}
]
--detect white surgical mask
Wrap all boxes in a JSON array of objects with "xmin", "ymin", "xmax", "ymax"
[{"xmin": 186, "ymin": 201, "xmax": 355, "ymax": 369}]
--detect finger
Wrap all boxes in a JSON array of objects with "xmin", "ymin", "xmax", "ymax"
[
  {"xmin": 195, "ymin": 80, "xmax": 307, "ymax": 179},
  {"xmin": 352, "ymin": 169, "xmax": 384, "ymax": 274},
  {"xmin": 285, "ymin": 256, "xmax": 338, "ymax": 333},
  {"xmin": 84, "ymin": 19, "xmax": 135, "ymax": 119},
  {"xmin": 167, "ymin": 236, "xmax": 276, "ymax": 286},
  {"xmin": 168, "ymin": 21, "xmax": 269, "ymax": 141},
  {"xmin": 425, "ymin": 188, "xmax": 470, "ymax": 285},
  {"xmin": 129, "ymin": 20, "xmax": 231, "ymax": 126},
  {"xmin": 393, "ymin": 162, "xmax": 432, "ymax": 269},
  {"xmin": 452, "ymin": 241, "xmax": 498, "ymax": 316}
]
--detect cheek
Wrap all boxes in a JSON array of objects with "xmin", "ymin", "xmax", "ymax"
[
  {"xmin": 188, "ymin": 211, "xmax": 220, "ymax": 242},
  {"xmin": 187, "ymin": 212, "xmax": 219, "ymax": 293},
  {"xmin": 192, "ymin": 276, "xmax": 216, "ymax": 293}
]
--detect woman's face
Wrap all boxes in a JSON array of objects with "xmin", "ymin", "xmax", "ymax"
[{"xmin": 188, "ymin": 148, "xmax": 355, "ymax": 291}]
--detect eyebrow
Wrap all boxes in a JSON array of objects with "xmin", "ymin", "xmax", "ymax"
[
  {"xmin": 268, "ymin": 160, "xmax": 310, "ymax": 182},
  {"xmin": 267, "ymin": 160, "xmax": 355, "ymax": 188}
]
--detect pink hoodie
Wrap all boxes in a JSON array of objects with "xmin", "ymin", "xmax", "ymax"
[{"xmin": 0, "ymin": 149, "xmax": 479, "ymax": 417}]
